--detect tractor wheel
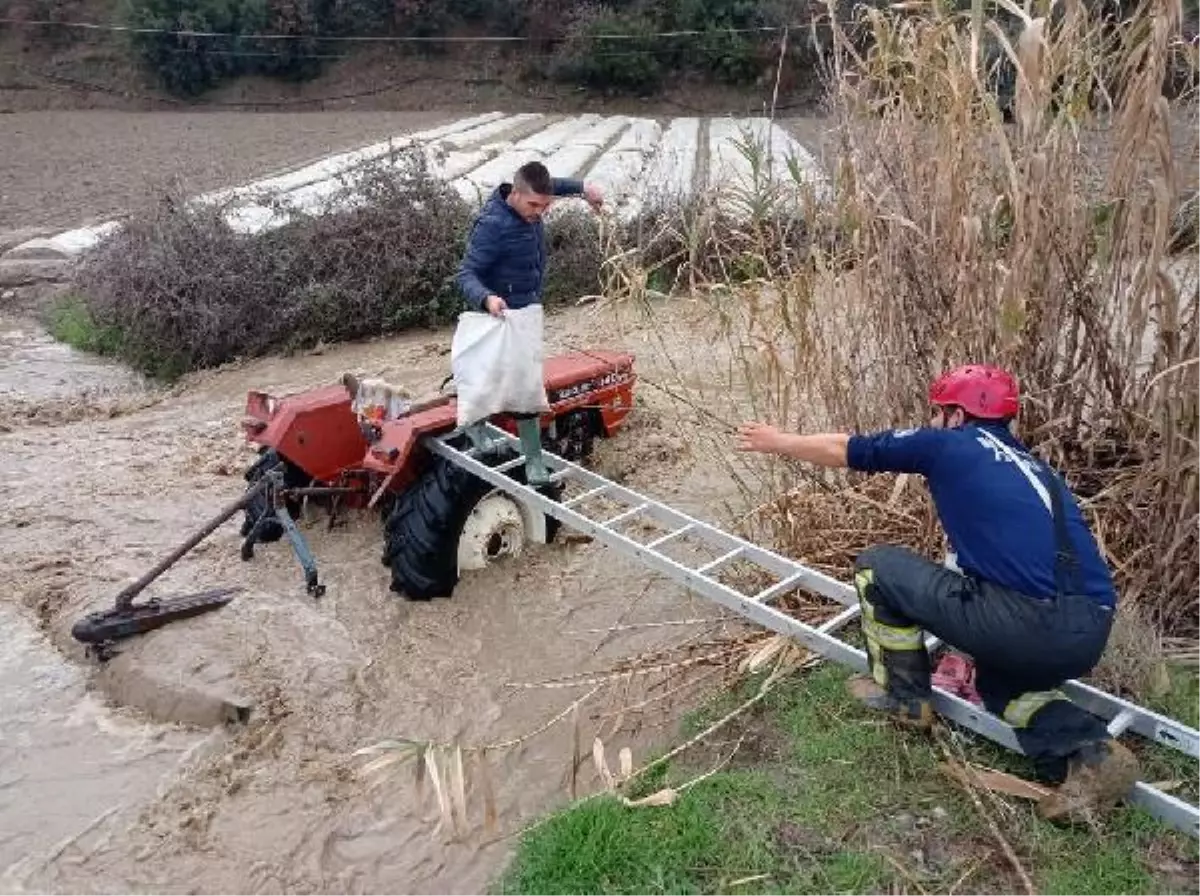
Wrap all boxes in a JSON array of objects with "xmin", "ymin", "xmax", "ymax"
[
  {"xmin": 240, "ymin": 448, "xmax": 311, "ymax": 543},
  {"xmin": 382, "ymin": 444, "xmax": 563, "ymax": 601}
]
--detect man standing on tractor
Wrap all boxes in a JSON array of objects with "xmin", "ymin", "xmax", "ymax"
[
  {"xmin": 735, "ymin": 364, "xmax": 1140, "ymax": 824},
  {"xmin": 454, "ymin": 161, "xmax": 604, "ymax": 485}
]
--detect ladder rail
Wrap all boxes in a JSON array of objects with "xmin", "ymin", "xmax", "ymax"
[
  {"xmin": 426, "ymin": 427, "xmax": 1200, "ymax": 839},
  {"xmin": 547, "ymin": 446, "xmax": 854, "ymax": 601}
]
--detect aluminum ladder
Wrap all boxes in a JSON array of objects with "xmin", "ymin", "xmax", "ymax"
[{"xmin": 425, "ymin": 423, "xmax": 1199, "ymax": 838}]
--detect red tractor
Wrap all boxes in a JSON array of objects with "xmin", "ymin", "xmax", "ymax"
[{"xmin": 72, "ymin": 349, "xmax": 637, "ymax": 648}]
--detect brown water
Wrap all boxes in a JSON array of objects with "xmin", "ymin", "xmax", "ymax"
[{"xmin": 0, "ymin": 301, "xmax": 758, "ymax": 893}]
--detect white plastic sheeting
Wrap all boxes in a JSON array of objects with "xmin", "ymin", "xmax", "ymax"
[
  {"xmin": 196, "ymin": 112, "xmax": 505, "ymax": 207},
  {"xmin": 580, "ymin": 118, "xmax": 662, "ymax": 210},
  {"xmin": 7, "ymin": 112, "xmax": 830, "ymax": 260},
  {"xmin": 616, "ymin": 117, "xmax": 702, "ymax": 221}
]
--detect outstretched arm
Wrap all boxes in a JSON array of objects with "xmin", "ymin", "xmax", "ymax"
[
  {"xmin": 551, "ymin": 177, "xmax": 584, "ymax": 196},
  {"xmin": 736, "ymin": 422, "xmax": 849, "ymax": 468},
  {"xmin": 737, "ymin": 421, "xmax": 948, "ymax": 475}
]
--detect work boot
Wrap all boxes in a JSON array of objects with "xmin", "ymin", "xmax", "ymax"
[
  {"xmin": 846, "ymin": 675, "xmax": 933, "ymax": 731},
  {"xmin": 1037, "ymin": 739, "xmax": 1140, "ymax": 824},
  {"xmin": 516, "ymin": 417, "xmax": 551, "ymax": 487}
]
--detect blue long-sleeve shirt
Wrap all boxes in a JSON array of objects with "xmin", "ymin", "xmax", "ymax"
[
  {"xmin": 456, "ymin": 178, "xmax": 584, "ymax": 311},
  {"xmin": 846, "ymin": 422, "xmax": 1116, "ymax": 607}
]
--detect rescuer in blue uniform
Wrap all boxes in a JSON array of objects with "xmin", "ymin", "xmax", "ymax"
[
  {"xmin": 456, "ymin": 160, "xmax": 603, "ymax": 485},
  {"xmin": 735, "ymin": 364, "xmax": 1139, "ymax": 823}
]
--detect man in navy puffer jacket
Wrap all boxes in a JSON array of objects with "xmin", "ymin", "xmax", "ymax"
[
  {"xmin": 455, "ymin": 161, "xmax": 603, "ymax": 484},
  {"xmin": 457, "ymin": 161, "xmax": 603, "ymax": 316}
]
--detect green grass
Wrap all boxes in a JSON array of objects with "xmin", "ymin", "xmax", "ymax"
[
  {"xmin": 46, "ymin": 293, "xmax": 126, "ymax": 357},
  {"xmin": 45, "ymin": 293, "xmax": 189, "ymax": 381},
  {"xmin": 496, "ymin": 664, "xmax": 1200, "ymax": 895}
]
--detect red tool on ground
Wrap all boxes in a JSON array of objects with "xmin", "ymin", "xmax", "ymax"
[{"xmin": 72, "ymin": 349, "xmax": 637, "ymax": 648}]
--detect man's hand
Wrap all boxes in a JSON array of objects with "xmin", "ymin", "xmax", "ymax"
[
  {"xmin": 583, "ymin": 182, "xmax": 604, "ymax": 213},
  {"xmin": 736, "ymin": 422, "xmax": 784, "ymax": 455},
  {"xmin": 484, "ymin": 294, "xmax": 508, "ymax": 317},
  {"xmin": 736, "ymin": 423, "xmax": 851, "ymax": 468}
]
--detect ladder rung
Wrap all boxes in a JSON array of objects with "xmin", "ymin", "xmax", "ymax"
[
  {"xmin": 753, "ymin": 571, "xmax": 806, "ymax": 603},
  {"xmin": 817, "ymin": 605, "xmax": 861, "ymax": 634},
  {"xmin": 493, "ymin": 456, "xmax": 527, "ymax": 474},
  {"xmin": 601, "ymin": 502, "xmax": 650, "ymax": 528},
  {"xmin": 1108, "ymin": 708, "xmax": 1137, "ymax": 736},
  {"xmin": 564, "ymin": 484, "xmax": 611, "ymax": 508},
  {"xmin": 695, "ymin": 548, "xmax": 743, "ymax": 575},
  {"xmin": 646, "ymin": 524, "xmax": 694, "ymax": 549}
]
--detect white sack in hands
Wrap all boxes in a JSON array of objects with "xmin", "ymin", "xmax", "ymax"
[{"xmin": 450, "ymin": 304, "xmax": 550, "ymax": 428}]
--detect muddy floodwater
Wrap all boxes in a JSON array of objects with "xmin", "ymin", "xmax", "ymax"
[{"xmin": 0, "ymin": 299, "xmax": 762, "ymax": 893}]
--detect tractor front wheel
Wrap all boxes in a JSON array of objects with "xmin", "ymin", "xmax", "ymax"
[{"xmin": 382, "ymin": 445, "xmax": 562, "ymax": 601}]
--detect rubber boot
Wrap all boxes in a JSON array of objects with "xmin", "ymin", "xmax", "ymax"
[
  {"xmin": 851, "ymin": 568, "xmax": 932, "ymax": 730},
  {"xmin": 1037, "ymin": 739, "xmax": 1140, "ymax": 824},
  {"xmin": 846, "ymin": 675, "xmax": 933, "ymax": 731},
  {"xmin": 516, "ymin": 417, "xmax": 551, "ymax": 487},
  {"xmin": 465, "ymin": 422, "xmax": 493, "ymax": 452}
]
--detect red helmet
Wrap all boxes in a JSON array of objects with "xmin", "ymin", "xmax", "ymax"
[{"xmin": 928, "ymin": 364, "xmax": 1019, "ymax": 419}]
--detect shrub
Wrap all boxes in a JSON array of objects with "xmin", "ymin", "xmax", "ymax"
[
  {"xmin": 655, "ymin": 0, "xmax": 778, "ymax": 86},
  {"xmin": 120, "ymin": 0, "xmax": 335, "ymax": 95},
  {"xmin": 547, "ymin": 5, "xmax": 664, "ymax": 94},
  {"xmin": 69, "ymin": 149, "xmax": 475, "ymax": 378},
  {"xmin": 543, "ymin": 208, "xmax": 606, "ymax": 304}
]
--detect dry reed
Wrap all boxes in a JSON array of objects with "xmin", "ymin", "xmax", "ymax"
[{"xmin": 602, "ymin": 0, "xmax": 1199, "ymax": 647}]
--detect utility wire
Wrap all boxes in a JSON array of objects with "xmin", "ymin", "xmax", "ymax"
[{"xmin": 0, "ymin": 16, "xmax": 849, "ymax": 43}]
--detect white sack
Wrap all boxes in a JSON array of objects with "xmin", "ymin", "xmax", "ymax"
[{"xmin": 450, "ymin": 304, "xmax": 550, "ymax": 427}]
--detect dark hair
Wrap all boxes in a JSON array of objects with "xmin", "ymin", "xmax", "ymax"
[{"xmin": 513, "ymin": 161, "xmax": 553, "ymax": 196}]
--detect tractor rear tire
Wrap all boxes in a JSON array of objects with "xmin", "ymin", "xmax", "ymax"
[{"xmin": 383, "ymin": 444, "xmax": 562, "ymax": 601}]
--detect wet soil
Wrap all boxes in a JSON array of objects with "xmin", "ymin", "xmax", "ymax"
[{"xmin": 0, "ymin": 296, "xmax": 760, "ymax": 894}]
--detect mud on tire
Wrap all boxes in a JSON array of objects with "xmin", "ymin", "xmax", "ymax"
[{"xmin": 382, "ymin": 443, "xmax": 563, "ymax": 601}]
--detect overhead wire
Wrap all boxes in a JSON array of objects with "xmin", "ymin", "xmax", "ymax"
[{"xmin": 0, "ymin": 17, "xmax": 832, "ymax": 43}]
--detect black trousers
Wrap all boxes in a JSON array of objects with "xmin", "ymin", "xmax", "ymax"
[{"xmin": 853, "ymin": 544, "xmax": 1115, "ymax": 782}]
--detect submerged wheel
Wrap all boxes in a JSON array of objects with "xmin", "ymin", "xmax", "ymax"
[
  {"xmin": 382, "ymin": 444, "xmax": 563, "ymax": 601},
  {"xmin": 240, "ymin": 448, "xmax": 311, "ymax": 543}
]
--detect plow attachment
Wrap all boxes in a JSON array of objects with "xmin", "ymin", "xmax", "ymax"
[{"xmin": 72, "ymin": 452, "xmax": 340, "ymax": 650}]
